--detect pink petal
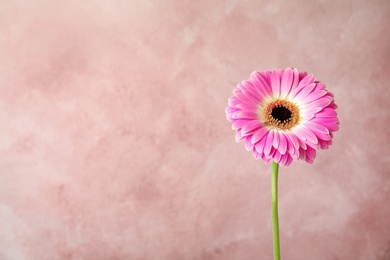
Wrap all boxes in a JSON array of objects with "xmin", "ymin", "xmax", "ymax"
[
  {"xmin": 243, "ymin": 80, "xmax": 268, "ymax": 101},
  {"xmin": 235, "ymin": 111, "xmax": 259, "ymax": 120},
  {"xmin": 311, "ymin": 130, "xmax": 331, "ymax": 141},
  {"xmin": 298, "ymin": 71, "xmax": 308, "ymax": 81},
  {"xmin": 297, "ymin": 74, "xmax": 315, "ymax": 89},
  {"xmin": 300, "ymin": 107, "xmax": 323, "ymax": 120},
  {"xmin": 241, "ymin": 120, "xmax": 261, "ymax": 134},
  {"xmin": 236, "ymin": 91, "xmax": 257, "ymax": 105},
  {"xmin": 272, "ymin": 130, "xmax": 280, "ymax": 149},
  {"xmin": 289, "ymin": 74, "xmax": 315, "ymax": 99},
  {"xmin": 253, "ymin": 150, "xmax": 259, "ymax": 159},
  {"xmin": 313, "ymin": 117, "xmax": 339, "ymax": 125},
  {"xmin": 305, "ymin": 121, "xmax": 329, "ymax": 134},
  {"xmin": 328, "ymin": 103, "xmax": 338, "ymax": 110},
  {"xmin": 245, "ymin": 137, "xmax": 254, "ymax": 151},
  {"xmin": 294, "ymin": 83, "xmax": 316, "ymax": 103},
  {"xmin": 232, "ymin": 119, "xmax": 249, "ymax": 130},
  {"xmin": 305, "ymin": 147, "xmax": 316, "ymax": 163},
  {"xmin": 289, "ymin": 148, "xmax": 300, "ymax": 159},
  {"xmin": 250, "ymin": 71, "xmax": 272, "ymax": 96},
  {"xmin": 297, "ymin": 137, "xmax": 307, "ymax": 150},
  {"xmin": 261, "ymin": 154, "xmax": 271, "ymax": 164},
  {"xmin": 242, "ymin": 89, "xmax": 260, "ymax": 103},
  {"xmin": 242, "ymin": 81, "xmax": 264, "ymax": 101},
  {"xmin": 314, "ymin": 108, "xmax": 337, "ymax": 118},
  {"xmin": 251, "ymin": 127, "xmax": 269, "ymax": 144},
  {"xmin": 323, "ymin": 123, "xmax": 339, "ymax": 132},
  {"xmin": 286, "ymin": 132, "xmax": 300, "ymax": 150},
  {"xmin": 273, "ymin": 150, "xmax": 282, "ymax": 163},
  {"xmin": 280, "ymin": 68, "xmax": 293, "ymax": 99},
  {"xmin": 294, "ymin": 126, "xmax": 318, "ymax": 144},
  {"xmin": 305, "ymin": 141, "xmax": 319, "ymax": 150},
  {"xmin": 291, "ymin": 68, "xmax": 299, "ymax": 92},
  {"xmin": 264, "ymin": 130, "xmax": 274, "ymax": 155},
  {"xmin": 255, "ymin": 136, "xmax": 267, "ymax": 154},
  {"xmin": 285, "ymin": 156, "xmax": 293, "ymax": 166},
  {"xmin": 235, "ymin": 131, "xmax": 245, "ymax": 142},
  {"xmin": 235, "ymin": 103, "xmax": 257, "ymax": 110},
  {"xmin": 271, "ymin": 70, "xmax": 282, "ymax": 98},
  {"xmin": 279, "ymin": 153, "xmax": 289, "ymax": 166},
  {"xmin": 228, "ymin": 96, "xmax": 240, "ymax": 107},
  {"xmin": 225, "ymin": 106, "xmax": 237, "ymax": 113},
  {"xmin": 314, "ymin": 82, "xmax": 326, "ymax": 90},
  {"xmin": 304, "ymin": 96, "xmax": 333, "ymax": 110},
  {"xmin": 319, "ymin": 139, "xmax": 330, "ymax": 149},
  {"xmin": 265, "ymin": 148, "xmax": 276, "ymax": 159},
  {"xmin": 298, "ymin": 147, "xmax": 306, "ymax": 160},
  {"xmin": 301, "ymin": 90, "xmax": 328, "ymax": 104},
  {"xmin": 278, "ymin": 133, "xmax": 288, "ymax": 154},
  {"xmin": 285, "ymin": 136, "xmax": 295, "ymax": 154}
]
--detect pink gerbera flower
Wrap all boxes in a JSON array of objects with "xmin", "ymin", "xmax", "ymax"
[{"xmin": 225, "ymin": 68, "xmax": 339, "ymax": 167}]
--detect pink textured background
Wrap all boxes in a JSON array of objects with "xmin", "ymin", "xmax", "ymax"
[{"xmin": 1, "ymin": 1, "xmax": 389, "ymax": 259}]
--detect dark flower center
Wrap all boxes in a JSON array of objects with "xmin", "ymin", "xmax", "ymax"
[
  {"xmin": 271, "ymin": 106, "xmax": 292, "ymax": 123},
  {"xmin": 262, "ymin": 99, "xmax": 300, "ymax": 130}
]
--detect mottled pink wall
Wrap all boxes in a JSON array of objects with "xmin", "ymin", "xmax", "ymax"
[{"xmin": 0, "ymin": 1, "xmax": 389, "ymax": 259}]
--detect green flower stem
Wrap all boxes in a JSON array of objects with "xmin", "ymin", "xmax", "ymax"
[{"xmin": 272, "ymin": 161, "xmax": 281, "ymax": 260}]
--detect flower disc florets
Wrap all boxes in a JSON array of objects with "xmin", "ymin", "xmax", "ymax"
[{"xmin": 262, "ymin": 99, "xmax": 300, "ymax": 130}]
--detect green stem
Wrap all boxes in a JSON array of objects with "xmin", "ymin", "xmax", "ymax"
[{"xmin": 272, "ymin": 161, "xmax": 281, "ymax": 260}]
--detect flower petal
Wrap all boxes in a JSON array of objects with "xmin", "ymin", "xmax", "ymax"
[
  {"xmin": 295, "ymin": 126, "xmax": 318, "ymax": 144},
  {"xmin": 314, "ymin": 82, "xmax": 326, "ymax": 90},
  {"xmin": 298, "ymin": 74, "xmax": 315, "ymax": 89},
  {"xmin": 279, "ymin": 153, "xmax": 293, "ymax": 166},
  {"xmin": 253, "ymin": 150, "xmax": 261, "ymax": 159},
  {"xmin": 261, "ymin": 154, "xmax": 271, "ymax": 164},
  {"xmin": 264, "ymin": 130, "xmax": 274, "ymax": 155},
  {"xmin": 271, "ymin": 70, "xmax": 282, "ymax": 98},
  {"xmin": 305, "ymin": 120, "xmax": 329, "ymax": 134},
  {"xmin": 236, "ymin": 90, "xmax": 257, "ymax": 105},
  {"xmin": 232, "ymin": 119, "xmax": 249, "ymax": 130},
  {"xmin": 241, "ymin": 120, "xmax": 261, "ymax": 135},
  {"xmin": 291, "ymin": 68, "xmax": 299, "ymax": 90},
  {"xmin": 301, "ymin": 90, "xmax": 328, "ymax": 104},
  {"xmin": 289, "ymin": 147, "xmax": 300, "ymax": 159},
  {"xmin": 294, "ymin": 83, "xmax": 316, "ymax": 103},
  {"xmin": 273, "ymin": 150, "xmax": 282, "ymax": 163},
  {"xmin": 289, "ymin": 74, "xmax": 315, "ymax": 99},
  {"xmin": 272, "ymin": 130, "xmax": 280, "ymax": 149},
  {"xmin": 245, "ymin": 137, "xmax": 254, "ymax": 151},
  {"xmin": 298, "ymin": 147, "xmax": 306, "ymax": 160},
  {"xmin": 280, "ymin": 68, "xmax": 294, "ymax": 99},
  {"xmin": 235, "ymin": 131, "xmax": 244, "ymax": 142},
  {"xmin": 265, "ymin": 148, "xmax": 276, "ymax": 159},
  {"xmin": 285, "ymin": 156, "xmax": 293, "ymax": 166},
  {"xmin": 304, "ymin": 96, "xmax": 333, "ymax": 110},
  {"xmin": 250, "ymin": 71, "xmax": 272, "ymax": 97},
  {"xmin": 243, "ymin": 80, "xmax": 269, "ymax": 101},
  {"xmin": 278, "ymin": 133, "xmax": 288, "ymax": 154},
  {"xmin": 255, "ymin": 136, "xmax": 267, "ymax": 154},
  {"xmin": 316, "ymin": 119, "xmax": 339, "ymax": 132},
  {"xmin": 235, "ymin": 111, "xmax": 259, "ymax": 120},
  {"xmin": 286, "ymin": 132, "xmax": 300, "ymax": 150},
  {"xmin": 251, "ymin": 127, "xmax": 269, "ymax": 144},
  {"xmin": 300, "ymin": 107, "xmax": 323, "ymax": 120},
  {"xmin": 299, "ymin": 71, "xmax": 308, "ymax": 81},
  {"xmin": 305, "ymin": 147, "xmax": 316, "ymax": 163},
  {"xmin": 314, "ymin": 108, "xmax": 337, "ymax": 118}
]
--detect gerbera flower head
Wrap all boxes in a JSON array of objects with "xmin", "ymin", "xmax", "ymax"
[{"xmin": 225, "ymin": 68, "xmax": 339, "ymax": 167}]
